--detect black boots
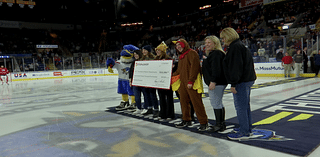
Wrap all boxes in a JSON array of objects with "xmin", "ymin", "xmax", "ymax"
[{"xmin": 210, "ymin": 108, "xmax": 226, "ymax": 132}]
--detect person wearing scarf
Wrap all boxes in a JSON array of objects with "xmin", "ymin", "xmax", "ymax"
[{"xmin": 172, "ymin": 39, "xmax": 209, "ymax": 131}]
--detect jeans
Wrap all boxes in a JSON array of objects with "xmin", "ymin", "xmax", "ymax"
[
  {"xmin": 208, "ymin": 85, "xmax": 227, "ymax": 109},
  {"xmin": 144, "ymin": 88, "xmax": 159, "ymax": 110},
  {"xmin": 133, "ymin": 86, "xmax": 148, "ymax": 109},
  {"xmin": 233, "ymin": 81, "xmax": 254, "ymax": 135}
]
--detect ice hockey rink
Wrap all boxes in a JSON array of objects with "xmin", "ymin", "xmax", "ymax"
[{"xmin": 0, "ymin": 75, "xmax": 320, "ymax": 157}]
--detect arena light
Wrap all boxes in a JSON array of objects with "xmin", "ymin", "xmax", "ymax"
[
  {"xmin": 199, "ymin": 5, "xmax": 211, "ymax": 10},
  {"xmin": 0, "ymin": 0, "xmax": 35, "ymax": 9},
  {"xmin": 121, "ymin": 22, "xmax": 143, "ymax": 27},
  {"xmin": 282, "ymin": 25, "xmax": 289, "ymax": 30},
  {"xmin": 16, "ymin": 0, "xmax": 28, "ymax": 8},
  {"xmin": 0, "ymin": 0, "xmax": 14, "ymax": 7},
  {"xmin": 282, "ymin": 23, "xmax": 293, "ymax": 30}
]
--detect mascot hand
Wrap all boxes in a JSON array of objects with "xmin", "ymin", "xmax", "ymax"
[
  {"xmin": 106, "ymin": 58, "xmax": 115, "ymax": 68},
  {"xmin": 108, "ymin": 66, "xmax": 114, "ymax": 73},
  {"xmin": 124, "ymin": 67, "xmax": 130, "ymax": 72}
]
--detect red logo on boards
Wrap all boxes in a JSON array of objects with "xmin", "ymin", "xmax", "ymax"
[{"xmin": 53, "ymin": 72, "xmax": 63, "ymax": 76}]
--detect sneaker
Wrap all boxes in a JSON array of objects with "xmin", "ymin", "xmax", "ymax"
[
  {"xmin": 232, "ymin": 128, "xmax": 240, "ymax": 133},
  {"xmin": 133, "ymin": 109, "xmax": 143, "ymax": 114},
  {"xmin": 198, "ymin": 123, "xmax": 209, "ymax": 131},
  {"xmin": 227, "ymin": 133, "xmax": 251, "ymax": 140},
  {"xmin": 153, "ymin": 110, "xmax": 159, "ymax": 118},
  {"xmin": 175, "ymin": 120, "xmax": 192, "ymax": 128},
  {"xmin": 127, "ymin": 103, "xmax": 136, "ymax": 112},
  {"xmin": 141, "ymin": 109, "xmax": 148, "ymax": 114},
  {"xmin": 115, "ymin": 101, "xmax": 129, "ymax": 111},
  {"xmin": 142, "ymin": 109, "xmax": 153, "ymax": 115},
  {"xmin": 233, "ymin": 128, "xmax": 257, "ymax": 133}
]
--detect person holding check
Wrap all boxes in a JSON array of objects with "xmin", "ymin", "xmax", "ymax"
[{"xmin": 155, "ymin": 41, "xmax": 175, "ymax": 120}]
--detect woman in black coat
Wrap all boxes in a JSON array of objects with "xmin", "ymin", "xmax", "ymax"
[
  {"xmin": 202, "ymin": 35, "xmax": 228, "ymax": 132},
  {"xmin": 220, "ymin": 27, "xmax": 257, "ymax": 140}
]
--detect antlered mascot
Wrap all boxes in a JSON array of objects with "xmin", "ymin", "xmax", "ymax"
[{"xmin": 106, "ymin": 45, "xmax": 139, "ymax": 110}]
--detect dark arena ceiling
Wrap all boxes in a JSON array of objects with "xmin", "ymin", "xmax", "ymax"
[{"xmin": 0, "ymin": 0, "xmax": 224, "ymax": 26}]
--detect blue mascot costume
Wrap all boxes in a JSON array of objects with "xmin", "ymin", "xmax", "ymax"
[{"xmin": 107, "ymin": 44, "xmax": 139, "ymax": 110}]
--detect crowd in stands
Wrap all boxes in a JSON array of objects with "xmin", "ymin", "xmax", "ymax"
[{"xmin": 1, "ymin": 0, "xmax": 320, "ymax": 72}]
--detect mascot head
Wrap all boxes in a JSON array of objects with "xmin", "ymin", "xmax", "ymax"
[{"xmin": 120, "ymin": 44, "xmax": 139, "ymax": 63}]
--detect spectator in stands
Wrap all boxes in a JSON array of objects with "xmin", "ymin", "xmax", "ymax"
[
  {"xmin": 293, "ymin": 49, "xmax": 303, "ymax": 77},
  {"xmin": 252, "ymin": 52, "xmax": 261, "ymax": 63},
  {"xmin": 197, "ymin": 45, "xmax": 205, "ymax": 60},
  {"xmin": 258, "ymin": 27, "xmax": 265, "ymax": 37},
  {"xmin": 281, "ymin": 52, "xmax": 293, "ymax": 78},
  {"xmin": 24, "ymin": 64, "xmax": 29, "ymax": 71},
  {"xmin": 236, "ymin": 26, "xmax": 242, "ymax": 34},
  {"xmin": 28, "ymin": 63, "xmax": 34, "ymax": 71},
  {"xmin": 276, "ymin": 48, "xmax": 284, "ymax": 62},
  {"xmin": 265, "ymin": 41, "xmax": 273, "ymax": 56},
  {"xmin": 287, "ymin": 45, "xmax": 296, "ymax": 57},
  {"xmin": 258, "ymin": 45, "xmax": 266, "ymax": 57},
  {"xmin": 220, "ymin": 27, "xmax": 256, "ymax": 140},
  {"xmin": 249, "ymin": 36, "xmax": 257, "ymax": 55},
  {"xmin": 242, "ymin": 26, "xmax": 249, "ymax": 38}
]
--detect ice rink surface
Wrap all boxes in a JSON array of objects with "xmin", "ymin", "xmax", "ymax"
[{"xmin": 0, "ymin": 76, "xmax": 319, "ymax": 157}]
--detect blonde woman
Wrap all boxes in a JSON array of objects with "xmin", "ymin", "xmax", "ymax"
[
  {"xmin": 220, "ymin": 27, "xmax": 257, "ymax": 140},
  {"xmin": 155, "ymin": 42, "xmax": 175, "ymax": 119},
  {"xmin": 202, "ymin": 36, "xmax": 227, "ymax": 132}
]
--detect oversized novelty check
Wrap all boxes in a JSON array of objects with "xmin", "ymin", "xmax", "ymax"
[{"xmin": 132, "ymin": 60, "xmax": 173, "ymax": 89}]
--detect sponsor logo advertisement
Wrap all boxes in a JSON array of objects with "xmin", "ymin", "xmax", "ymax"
[
  {"xmin": 71, "ymin": 70, "xmax": 85, "ymax": 75},
  {"xmin": 0, "ymin": 20, "xmax": 20, "ymax": 28},
  {"xmin": 254, "ymin": 63, "xmax": 284, "ymax": 74},
  {"xmin": 53, "ymin": 72, "xmax": 63, "ymax": 76},
  {"xmin": 36, "ymin": 45, "xmax": 59, "ymax": 49},
  {"xmin": 255, "ymin": 66, "xmax": 284, "ymax": 71},
  {"xmin": 32, "ymin": 73, "xmax": 50, "ymax": 77},
  {"xmin": 88, "ymin": 70, "xmax": 104, "ymax": 74},
  {"xmin": 263, "ymin": 0, "xmax": 285, "ymax": 5},
  {"xmin": 14, "ymin": 73, "xmax": 27, "ymax": 78},
  {"xmin": 240, "ymin": 0, "xmax": 263, "ymax": 8}
]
